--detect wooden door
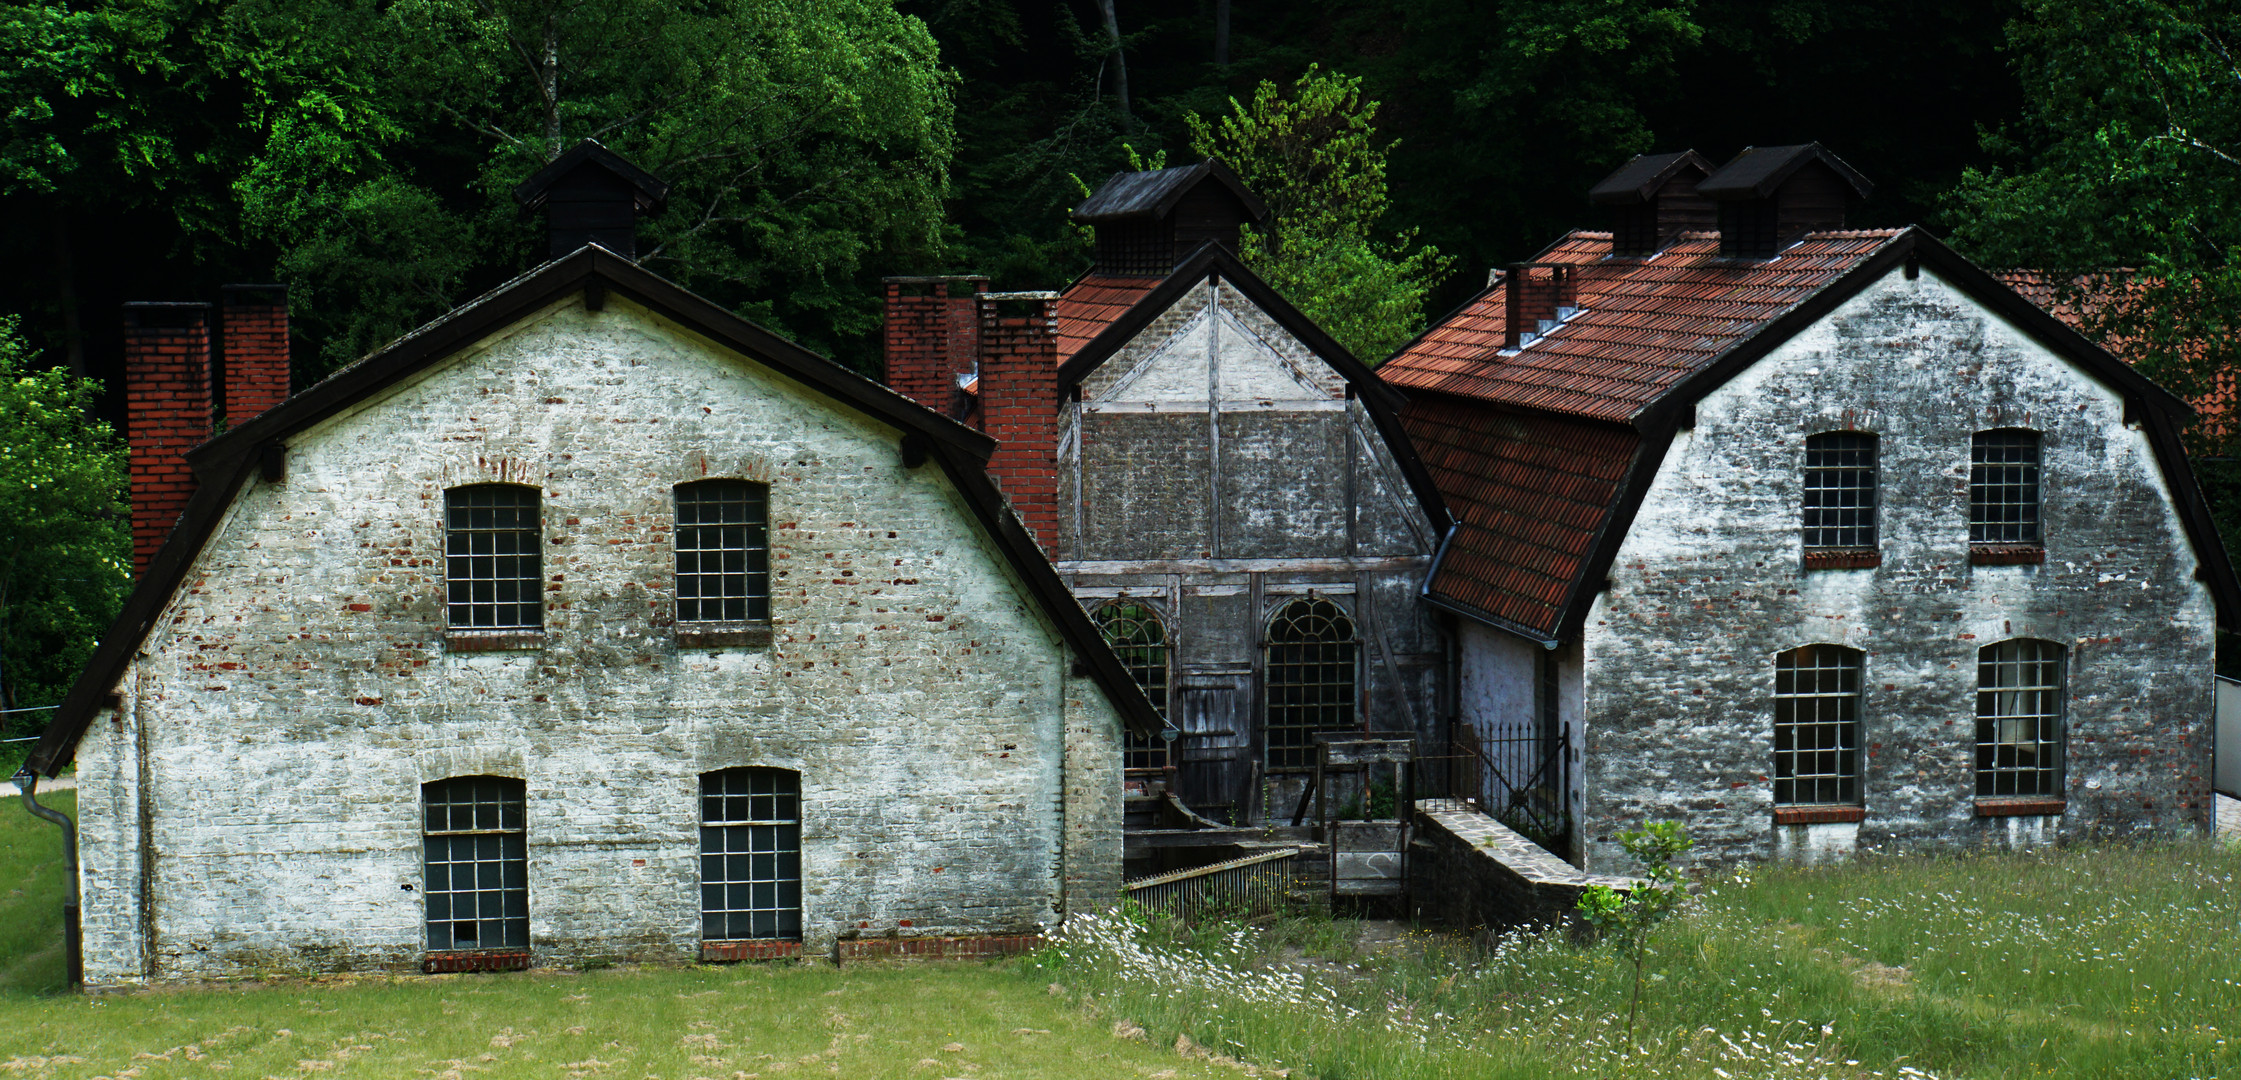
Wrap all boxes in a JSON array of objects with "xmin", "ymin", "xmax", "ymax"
[{"xmin": 1172, "ymin": 667, "xmax": 1252, "ymax": 823}]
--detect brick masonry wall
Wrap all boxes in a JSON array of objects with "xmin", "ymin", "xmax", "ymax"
[
  {"xmin": 71, "ymin": 296, "xmax": 1127, "ymax": 985},
  {"xmin": 881, "ymin": 279, "xmax": 981, "ymax": 419},
  {"xmin": 1578, "ymin": 267, "xmax": 2218, "ymax": 871},
  {"xmin": 125, "ymin": 306, "xmax": 213, "ymax": 573},
  {"xmin": 222, "ymin": 294, "xmax": 290, "ymax": 426},
  {"xmin": 979, "ymin": 294, "xmax": 1061, "ymax": 553}
]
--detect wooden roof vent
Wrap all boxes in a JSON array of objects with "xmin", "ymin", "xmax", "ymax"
[
  {"xmin": 1588, "ymin": 150, "xmax": 1716, "ymax": 257},
  {"xmin": 513, "ymin": 140, "xmax": 671, "ymax": 262},
  {"xmin": 1697, "ymin": 143, "xmax": 1873, "ymax": 259},
  {"xmin": 1070, "ymin": 158, "xmax": 1270, "ymax": 276}
]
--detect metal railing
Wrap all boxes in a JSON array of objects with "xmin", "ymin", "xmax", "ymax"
[
  {"xmin": 1416, "ymin": 721, "xmax": 1571, "ymax": 855},
  {"xmin": 1124, "ymin": 848, "xmax": 1298, "ymax": 922}
]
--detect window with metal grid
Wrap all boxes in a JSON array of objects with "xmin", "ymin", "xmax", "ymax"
[
  {"xmin": 1971, "ymin": 430, "xmax": 2042, "ymax": 544},
  {"xmin": 1264, "ymin": 598, "xmax": 1357, "ymax": 770},
  {"xmin": 445, "ymin": 485, "xmax": 542, "ymax": 630},
  {"xmin": 1802, "ymin": 433, "xmax": 1878, "ymax": 549},
  {"xmin": 1094, "ymin": 601, "xmax": 1170, "ymax": 772},
  {"xmin": 422, "ymin": 776, "xmax": 528, "ymax": 951},
  {"xmin": 701, "ymin": 769, "xmax": 801, "ymax": 941},
  {"xmin": 1976, "ymin": 640, "xmax": 2065, "ymax": 797},
  {"xmin": 1771, "ymin": 645, "xmax": 1863, "ymax": 806},
  {"xmin": 674, "ymin": 480, "xmax": 770, "ymax": 624}
]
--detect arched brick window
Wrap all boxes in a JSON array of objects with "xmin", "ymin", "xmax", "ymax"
[
  {"xmin": 674, "ymin": 479, "xmax": 771, "ymax": 625},
  {"xmin": 1264, "ymin": 598, "xmax": 1357, "ymax": 770},
  {"xmin": 1772, "ymin": 644, "xmax": 1864, "ymax": 807},
  {"xmin": 422, "ymin": 776, "xmax": 528, "ymax": 951},
  {"xmin": 1094, "ymin": 600, "xmax": 1169, "ymax": 773},
  {"xmin": 700, "ymin": 768, "xmax": 802, "ymax": 942},
  {"xmin": 1976, "ymin": 639, "xmax": 2065, "ymax": 797},
  {"xmin": 445, "ymin": 484, "xmax": 542, "ymax": 630}
]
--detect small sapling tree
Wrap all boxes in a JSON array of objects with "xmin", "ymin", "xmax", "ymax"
[{"xmin": 1575, "ymin": 819, "xmax": 1693, "ymax": 1043}]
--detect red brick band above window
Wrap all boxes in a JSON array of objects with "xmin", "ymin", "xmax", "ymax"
[
  {"xmin": 1802, "ymin": 549, "xmax": 1881, "ymax": 570},
  {"xmin": 1970, "ymin": 544, "xmax": 2046, "ymax": 566},
  {"xmin": 1974, "ymin": 797, "xmax": 2066, "ymax": 817},
  {"xmin": 1772, "ymin": 805, "xmax": 1866, "ymax": 825}
]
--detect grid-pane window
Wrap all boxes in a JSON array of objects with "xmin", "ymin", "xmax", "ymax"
[
  {"xmin": 1094, "ymin": 602, "xmax": 1170, "ymax": 772},
  {"xmin": 1976, "ymin": 640, "xmax": 2065, "ymax": 797},
  {"xmin": 1772, "ymin": 645, "xmax": 1863, "ymax": 806},
  {"xmin": 675, "ymin": 481, "xmax": 770, "ymax": 624},
  {"xmin": 701, "ymin": 769, "xmax": 802, "ymax": 941},
  {"xmin": 1265, "ymin": 599, "xmax": 1357, "ymax": 770},
  {"xmin": 1971, "ymin": 430, "xmax": 2042, "ymax": 544},
  {"xmin": 445, "ymin": 486, "xmax": 542, "ymax": 630},
  {"xmin": 423, "ymin": 776, "xmax": 528, "ymax": 951},
  {"xmin": 1802, "ymin": 433, "xmax": 1878, "ymax": 549}
]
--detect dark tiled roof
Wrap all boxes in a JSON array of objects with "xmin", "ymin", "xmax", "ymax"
[
  {"xmin": 1696, "ymin": 143, "xmax": 1872, "ymax": 200},
  {"xmin": 1382, "ymin": 230, "xmax": 1902, "ymax": 423},
  {"xmin": 1406, "ymin": 395, "xmax": 1639, "ymax": 637},
  {"xmin": 1057, "ymin": 274, "xmax": 1161, "ymax": 363},
  {"xmin": 1587, "ymin": 150, "xmax": 1714, "ymax": 205}
]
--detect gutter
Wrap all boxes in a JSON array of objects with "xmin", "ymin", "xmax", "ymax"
[{"xmin": 13, "ymin": 768, "xmax": 82, "ymax": 988}]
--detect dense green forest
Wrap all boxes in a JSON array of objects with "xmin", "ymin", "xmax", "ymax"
[{"xmin": 5, "ymin": 0, "xmax": 2241, "ymax": 745}]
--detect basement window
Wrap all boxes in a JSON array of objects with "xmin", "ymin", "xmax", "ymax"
[
  {"xmin": 1970, "ymin": 430, "xmax": 2044, "ymax": 564},
  {"xmin": 422, "ymin": 776, "xmax": 528, "ymax": 954},
  {"xmin": 1801, "ymin": 433, "xmax": 1879, "ymax": 568},
  {"xmin": 1771, "ymin": 645, "xmax": 1863, "ymax": 811},
  {"xmin": 1264, "ymin": 598, "xmax": 1358, "ymax": 771},
  {"xmin": 1976, "ymin": 639, "xmax": 2066, "ymax": 803},
  {"xmin": 674, "ymin": 480, "xmax": 771, "ymax": 648},
  {"xmin": 1095, "ymin": 600, "xmax": 1171, "ymax": 773},
  {"xmin": 445, "ymin": 485, "xmax": 543, "ymax": 637},
  {"xmin": 701, "ymin": 768, "xmax": 802, "ymax": 942}
]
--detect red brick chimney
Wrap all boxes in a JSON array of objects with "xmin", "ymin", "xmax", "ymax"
[
  {"xmin": 220, "ymin": 284, "xmax": 290, "ymax": 426},
  {"xmin": 882, "ymin": 276, "xmax": 986, "ymax": 419},
  {"xmin": 976, "ymin": 291, "xmax": 1061, "ymax": 552},
  {"xmin": 124, "ymin": 302, "xmax": 214, "ymax": 574},
  {"xmin": 1503, "ymin": 264, "xmax": 1577, "ymax": 350}
]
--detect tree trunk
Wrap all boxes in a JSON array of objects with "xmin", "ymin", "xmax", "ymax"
[
  {"xmin": 543, "ymin": 18, "xmax": 563, "ymax": 157},
  {"xmin": 52, "ymin": 214, "xmax": 83, "ymax": 381},
  {"xmin": 1098, "ymin": 0, "xmax": 1131, "ymax": 122},
  {"xmin": 1214, "ymin": 0, "xmax": 1229, "ymax": 67}
]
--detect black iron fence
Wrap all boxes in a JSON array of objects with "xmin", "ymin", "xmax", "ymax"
[{"xmin": 1412, "ymin": 720, "xmax": 1571, "ymax": 855}]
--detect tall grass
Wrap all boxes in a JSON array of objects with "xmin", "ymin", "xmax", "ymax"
[
  {"xmin": 0, "ymin": 790, "xmax": 74, "ymax": 996},
  {"xmin": 1040, "ymin": 842, "xmax": 2241, "ymax": 1080}
]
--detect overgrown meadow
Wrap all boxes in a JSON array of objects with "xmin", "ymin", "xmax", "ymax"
[
  {"xmin": 1042, "ymin": 842, "xmax": 2241, "ymax": 1080},
  {"xmin": 6, "ymin": 794, "xmax": 2239, "ymax": 1079}
]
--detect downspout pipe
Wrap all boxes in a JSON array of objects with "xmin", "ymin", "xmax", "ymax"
[{"xmin": 14, "ymin": 768, "xmax": 82, "ymax": 988}]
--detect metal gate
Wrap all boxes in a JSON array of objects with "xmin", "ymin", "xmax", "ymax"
[{"xmin": 1445, "ymin": 719, "xmax": 1571, "ymax": 854}]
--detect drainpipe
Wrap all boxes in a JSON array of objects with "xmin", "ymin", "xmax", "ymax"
[{"xmin": 14, "ymin": 768, "xmax": 82, "ymax": 988}]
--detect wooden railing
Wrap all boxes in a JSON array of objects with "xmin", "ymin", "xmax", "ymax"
[{"xmin": 1123, "ymin": 848, "xmax": 1298, "ymax": 922}]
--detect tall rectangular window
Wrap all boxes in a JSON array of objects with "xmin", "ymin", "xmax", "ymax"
[
  {"xmin": 675, "ymin": 481, "xmax": 770, "ymax": 624},
  {"xmin": 701, "ymin": 769, "xmax": 802, "ymax": 941},
  {"xmin": 1772, "ymin": 645, "xmax": 1862, "ymax": 806},
  {"xmin": 1802, "ymin": 433, "xmax": 1878, "ymax": 550},
  {"xmin": 1971, "ymin": 430, "xmax": 2042, "ymax": 545},
  {"xmin": 423, "ymin": 777, "xmax": 528, "ymax": 951},
  {"xmin": 1977, "ymin": 640, "xmax": 2064, "ymax": 798},
  {"xmin": 446, "ymin": 485, "xmax": 542, "ymax": 630}
]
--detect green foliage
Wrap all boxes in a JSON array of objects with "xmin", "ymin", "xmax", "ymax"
[
  {"xmin": 1575, "ymin": 819, "xmax": 1693, "ymax": 1042},
  {"xmin": 0, "ymin": 790, "xmax": 73, "ymax": 995},
  {"xmin": 1945, "ymin": 0, "xmax": 2241, "ymax": 453},
  {"xmin": 1187, "ymin": 66, "xmax": 1451, "ymax": 363},
  {"xmin": 0, "ymin": 321, "xmax": 129, "ymax": 770}
]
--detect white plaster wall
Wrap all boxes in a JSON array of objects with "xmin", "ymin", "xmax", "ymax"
[
  {"xmin": 1580, "ymin": 265, "xmax": 2218, "ymax": 870},
  {"xmin": 78, "ymin": 295, "xmax": 1126, "ymax": 984}
]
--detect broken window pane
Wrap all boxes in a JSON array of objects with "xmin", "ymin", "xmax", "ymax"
[
  {"xmin": 1977, "ymin": 639, "xmax": 2065, "ymax": 797},
  {"xmin": 700, "ymin": 768, "xmax": 801, "ymax": 941},
  {"xmin": 422, "ymin": 776, "xmax": 529, "ymax": 951}
]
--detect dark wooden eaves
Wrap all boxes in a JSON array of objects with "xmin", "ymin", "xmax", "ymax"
[{"xmin": 1697, "ymin": 143, "xmax": 1873, "ymax": 201}]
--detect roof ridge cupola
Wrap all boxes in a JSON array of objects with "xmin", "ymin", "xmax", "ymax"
[
  {"xmin": 1587, "ymin": 150, "xmax": 1716, "ymax": 257},
  {"xmin": 1070, "ymin": 158, "xmax": 1270, "ymax": 276},
  {"xmin": 1697, "ymin": 142, "xmax": 1873, "ymax": 260},
  {"xmin": 513, "ymin": 139, "xmax": 671, "ymax": 262}
]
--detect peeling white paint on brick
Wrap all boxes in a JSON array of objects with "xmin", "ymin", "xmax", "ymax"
[{"xmin": 73, "ymin": 296, "xmax": 1124, "ymax": 985}]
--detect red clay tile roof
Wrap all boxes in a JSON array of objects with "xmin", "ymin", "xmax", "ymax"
[
  {"xmin": 1405, "ymin": 395, "xmax": 1639, "ymax": 635},
  {"xmin": 1994, "ymin": 270, "xmax": 2234, "ymax": 439},
  {"xmin": 1381, "ymin": 230, "xmax": 1901, "ymax": 424},
  {"xmin": 1057, "ymin": 274, "xmax": 1160, "ymax": 363}
]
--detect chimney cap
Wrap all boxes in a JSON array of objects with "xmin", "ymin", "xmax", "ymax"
[
  {"xmin": 1071, "ymin": 157, "xmax": 1269, "ymax": 226},
  {"xmin": 1587, "ymin": 150, "xmax": 1715, "ymax": 205},
  {"xmin": 513, "ymin": 139, "xmax": 670, "ymax": 214},
  {"xmin": 1698, "ymin": 142, "xmax": 1873, "ymax": 201}
]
